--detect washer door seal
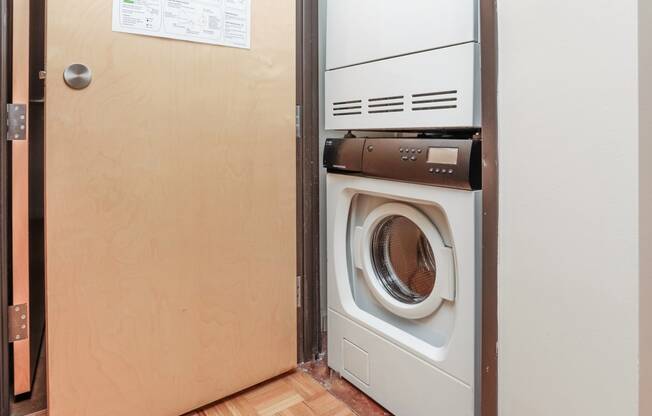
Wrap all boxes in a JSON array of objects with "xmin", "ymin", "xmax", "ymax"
[{"xmin": 354, "ymin": 202, "xmax": 455, "ymax": 320}]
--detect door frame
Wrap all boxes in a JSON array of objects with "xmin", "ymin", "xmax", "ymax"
[
  {"xmin": 296, "ymin": 0, "xmax": 321, "ymax": 363},
  {"xmin": 480, "ymin": 0, "xmax": 499, "ymax": 415}
]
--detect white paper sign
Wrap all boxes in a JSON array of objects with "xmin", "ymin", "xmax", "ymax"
[{"xmin": 112, "ymin": 0, "xmax": 251, "ymax": 49}]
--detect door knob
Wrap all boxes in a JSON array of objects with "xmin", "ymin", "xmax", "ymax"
[{"xmin": 63, "ymin": 63, "xmax": 92, "ymax": 90}]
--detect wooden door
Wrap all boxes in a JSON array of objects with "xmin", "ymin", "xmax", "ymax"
[{"xmin": 44, "ymin": 2, "xmax": 297, "ymax": 415}]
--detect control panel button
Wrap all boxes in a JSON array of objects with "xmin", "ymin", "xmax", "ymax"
[
  {"xmin": 411, "ymin": 149, "xmax": 416, "ymax": 153},
  {"xmin": 367, "ymin": 145, "xmax": 374, "ymax": 152},
  {"xmin": 410, "ymin": 156, "xmax": 417, "ymax": 161},
  {"xmin": 435, "ymin": 169, "xmax": 441, "ymax": 173},
  {"xmin": 429, "ymin": 168, "xmax": 434, "ymax": 173},
  {"xmin": 448, "ymin": 169, "xmax": 454, "ymax": 174},
  {"xmin": 399, "ymin": 148, "xmax": 404, "ymax": 153},
  {"xmin": 401, "ymin": 156, "xmax": 409, "ymax": 161},
  {"xmin": 417, "ymin": 149, "xmax": 423, "ymax": 154}
]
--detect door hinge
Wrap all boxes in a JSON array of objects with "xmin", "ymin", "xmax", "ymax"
[
  {"xmin": 8, "ymin": 304, "xmax": 29, "ymax": 343},
  {"xmin": 295, "ymin": 105, "xmax": 302, "ymax": 140},
  {"xmin": 6, "ymin": 104, "xmax": 27, "ymax": 141},
  {"xmin": 296, "ymin": 275, "xmax": 303, "ymax": 308}
]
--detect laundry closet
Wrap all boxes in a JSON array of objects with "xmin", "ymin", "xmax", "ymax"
[{"xmin": 0, "ymin": 1, "xmax": 649, "ymax": 416}]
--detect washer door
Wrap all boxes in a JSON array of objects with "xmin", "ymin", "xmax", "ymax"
[{"xmin": 354, "ymin": 203, "xmax": 455, "ymax": 320}]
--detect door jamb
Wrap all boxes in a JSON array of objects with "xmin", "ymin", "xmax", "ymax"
[
  {"xmin": 295, "ymin": 0, "xmax": 321, "ymax": 363},
  {"xmin": 480, "ymin": 0, "xmax": 499, "ymax": 415}
]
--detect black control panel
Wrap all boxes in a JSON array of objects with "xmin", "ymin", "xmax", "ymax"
[{"xmin": 324, "ymin": 137, "xmax": 481, "ymax": 190}]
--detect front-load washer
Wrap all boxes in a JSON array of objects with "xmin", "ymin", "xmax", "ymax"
[{"xmin": 324, "ymin": 137, "xmax": 482, "ymax": 416}]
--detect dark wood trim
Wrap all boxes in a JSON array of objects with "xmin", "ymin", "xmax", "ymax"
[
  {"xmin": 0, "ymin": 0, "xmax": 12, "ymax": 413},
  {"xmin": 480, "ymin": 0, "xmax": 498, "ymax": 415},
  {"xmin": 294, "ymin": 0, "xmax": 303, "ymax": 362},
  {"xmin": 27, "ymin": 0, "xmax": 45, "ymax": 392},
  {"xmin": 296, "ymin": 0, "xmax": 321, "ymax": 363}
]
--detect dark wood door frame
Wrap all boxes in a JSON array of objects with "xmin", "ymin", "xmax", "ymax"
[
  {"xmin": 296, "ymin": 0, "xmax": 321, "ymax": 363},
  {"xmin": 480, "ymin": 0, "xmax": 499, "ymax": 415}
]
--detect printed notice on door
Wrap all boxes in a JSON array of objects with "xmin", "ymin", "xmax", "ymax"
[{"xmin": 112, "ymin": 0, "xmax": 251, "ymax": 49}]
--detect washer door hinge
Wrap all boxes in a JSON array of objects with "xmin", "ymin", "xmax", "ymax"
[
  {"xmin": 295, "ymin": 105, "xmax": 302, "ymax": 140},
  {"xmin": 6, "ymin": 104, "xmax": 27, "ymax": 141},
  {"xmin": 8, "ymin": 304, "xmax": 29, "ymax": 343},
  {"xmin": 296, "ymin": 275, "xmax": 303, "ymax": 308}
]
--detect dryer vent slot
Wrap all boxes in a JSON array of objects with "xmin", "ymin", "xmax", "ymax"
[
  {"xmin": 369, "ymin": 95, "xmax": 404, "ymax": 102},
  {"xmin": 412, "ymin": 90, "xmax": 458, "ymax": 98},
  {"xmin": 368, "ymin": 102, "xmax": 404, "ymax": 108},
  {"xmin": 411, "ymin": 90, "xmax": 458, "ymax": 112},
  {"xmin": 412, "ymin": 97, "xmax": 457, "ymax": 105},
  {"xmin": 412, "ymin": 105, "xmax": 457, "ymax": 111},
  {"xmin": 333, "ymin": 99, "xmax": 363, "ymax": 117},
  {"xmin": 334, "ymin": 99, "xmax": 363, "ymax": 105},
  {"xmin": 369, "ymin": 108, "xmax": 404, "ymax": 114}
]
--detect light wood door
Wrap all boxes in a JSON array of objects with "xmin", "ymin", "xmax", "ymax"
[{"xmin": 44, "ymin": 1, "xmax": 297, "ymax": 415}]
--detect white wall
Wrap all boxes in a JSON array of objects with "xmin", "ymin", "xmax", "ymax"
[
  {"xmin": 640, "ymin": 1, "xmax": 652, "ymax": 414},
  {"xmin": 497, "ymin": 1, "xmax": 641, "ymax": 415}
]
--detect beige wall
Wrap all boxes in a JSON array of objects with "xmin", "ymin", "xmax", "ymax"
[
  {"xmin": 497, "ymin": 0, "xmax": 640, "ymax": 414},
  {"xmin": 640, "ymin": 1, "xmax": 652, "ymax": 414}
]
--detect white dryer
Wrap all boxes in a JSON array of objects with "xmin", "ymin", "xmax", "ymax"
[{"xmin": 325, "ymin": 137, "xmax": 482, "ymax": 416}]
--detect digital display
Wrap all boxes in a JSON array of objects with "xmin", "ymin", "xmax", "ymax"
[{"xmin": 427, "ymin": 148, "xmax": 459, "ymax": 165}]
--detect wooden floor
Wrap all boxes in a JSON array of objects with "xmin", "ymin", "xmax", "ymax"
[{"xmin": 189, "ymin": 371, "xmax": 357, "ymax": 416}]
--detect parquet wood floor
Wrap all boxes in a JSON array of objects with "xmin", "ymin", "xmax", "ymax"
[{"xmin": 190, "ymin": 371, "xmax": 356, "ymax": 416}]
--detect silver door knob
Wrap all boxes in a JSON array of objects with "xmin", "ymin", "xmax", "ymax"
[{"xmin": 63, "ymin": 63, "xmax": 92, "ymax": 90}]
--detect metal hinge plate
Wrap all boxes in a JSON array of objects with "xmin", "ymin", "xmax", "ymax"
[
  {"xmin": 8, "ymin": 304, "xmax": 29, "ymax": 342},
  {"xmin": 6, "ymin": 104, "xmax": 27, "ymax": 141},
  {"xmin": 295, "ymin": 105, "xmax": 302, "ymax": 140},
  {"xmin": 296, "ymin": 275, "xmax": 303, "ymax": 308}
]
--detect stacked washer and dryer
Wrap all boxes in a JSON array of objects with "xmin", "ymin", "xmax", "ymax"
[{"xmin": 324, "ymin": 1, "xmax": 482, "ymax": 415}]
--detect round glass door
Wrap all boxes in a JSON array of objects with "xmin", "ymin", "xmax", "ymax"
[
  {"xmin": 356, "ymin": 202, "xmax": 454, "ymax": 320},
  {"xmin": 370, "ymin": 215, "xmax": 437, "ymax": 305}
]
